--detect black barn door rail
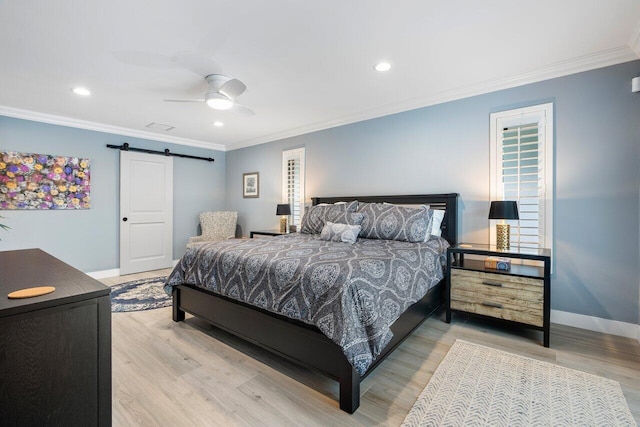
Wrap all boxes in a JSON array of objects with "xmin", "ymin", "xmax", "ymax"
[{"xmin": 106, "ymin": 143, "xmax": 215, "ymax": 162}]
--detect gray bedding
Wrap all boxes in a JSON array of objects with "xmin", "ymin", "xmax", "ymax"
[{"xmin": 165, "ymin": 233, "xmax": 449, "ymax": 375}]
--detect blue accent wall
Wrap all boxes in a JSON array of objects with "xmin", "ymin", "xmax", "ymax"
[
  {"xmin": 0, "ymin": 116, "xmax": 225, "ymax": 272},
  {"xmin": 226, "ymin": 60, "xmax": 640, "ymax": 324}
]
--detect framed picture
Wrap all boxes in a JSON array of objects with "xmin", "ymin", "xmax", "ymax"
[
  {"xmin": 1, "ymin": 151, "xmax": 91, "ymax": 210},
  {"xmin": 243, "ymin": 172, "xmax": 259, "ymax": 198}
]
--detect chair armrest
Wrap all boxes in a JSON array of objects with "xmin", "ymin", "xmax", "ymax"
[
  {"xmin": 188, "ymin": 234, "xmax": 235, "ymax": 244},
  {"xmin": 188, "ymin": 235, "xmax": 209, "ymax": 244}
]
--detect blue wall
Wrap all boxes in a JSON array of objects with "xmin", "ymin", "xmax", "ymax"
[
  {"xmin": 0, "ymin": 116, "xmax": 226, "ymax": 272},
  {"xmin": 1, "ymin": 60, "xmax": 638, "ymax": 325},
  {"xmin": 226, "ymin": 60, "xmax": 640, "ymax": 324}
]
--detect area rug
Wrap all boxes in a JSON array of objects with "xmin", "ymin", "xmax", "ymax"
[
  {"xmin": 402, "ymin": 340, "xmax": 636, "ymax": 427},
  {"xmin": 110, "ymin": 277, "xmax": 171, "ymax": 312}
]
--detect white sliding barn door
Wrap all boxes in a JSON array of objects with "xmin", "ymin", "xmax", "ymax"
[{"xmin": 119, "ymin": 151, "xmax": 173, "ymax": 275}]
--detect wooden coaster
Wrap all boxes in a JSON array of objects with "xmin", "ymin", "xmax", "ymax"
[{"xmin": 8, "ymin": 286, "xmax": 56, "ymax": 299}]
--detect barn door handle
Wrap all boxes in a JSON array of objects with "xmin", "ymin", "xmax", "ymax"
[{"xmin": 122, "ymin": 217, "xmax": 128, "ymax": 222}]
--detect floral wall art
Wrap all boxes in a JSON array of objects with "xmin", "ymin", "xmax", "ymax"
[{"xmin": 0, "ymin": 151, "xmax": 91, "ymax": 210}]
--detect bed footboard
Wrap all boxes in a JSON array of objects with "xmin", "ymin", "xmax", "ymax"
[
  {"xmin": 171, "ymin": 283, "xmax": 363, "ymax": 412},
  {"xmin": 170, "ymin": 279, "xmax": 445, "ymax": 413}
]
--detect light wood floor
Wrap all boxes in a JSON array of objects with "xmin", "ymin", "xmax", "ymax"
[{"xmin": 103, "ymin": 269, "xmax": 640, "ymax": 426}]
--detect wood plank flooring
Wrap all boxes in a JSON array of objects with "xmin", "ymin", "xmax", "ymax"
[{"xmin": 104, "ymin": 269, "xmax": 640, "ymax": 426}]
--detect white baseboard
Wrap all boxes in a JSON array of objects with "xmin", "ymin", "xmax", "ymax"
[
  {"xmin": 87, "ymin": 260, "xmax": 180, "ymax": 280},
  {"xmin": 551, "ymin": 309, "xmax": 640, "ymax": 342},
  {"xmin": 87, "ymin": 268, "xmax": 120, "ymax": 280}
]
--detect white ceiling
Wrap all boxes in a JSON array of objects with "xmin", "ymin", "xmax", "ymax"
[{"xmin": 1, "ymin": 0, "xmax": 639, "ymax": 151}]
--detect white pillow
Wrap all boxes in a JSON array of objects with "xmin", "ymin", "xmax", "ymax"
[{"xmin": 429, "ymin": 209, "xmax": 445, "ymax": 238}]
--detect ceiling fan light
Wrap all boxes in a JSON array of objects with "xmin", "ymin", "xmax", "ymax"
[
  {"xmin": 72, "ymin": 87, "xmax": 91, "ymax": 96},
  {"xmin": 206, "ymin": 93, "xmax": 234, "ymax": 110},
  {"xmin": 374, "ymin": 61, "xmax": 391, "ymax": 72}
]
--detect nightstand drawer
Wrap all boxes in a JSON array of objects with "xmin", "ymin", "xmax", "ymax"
[
  {"xmin": 450, "ymin": 269, "xmax": 544, "ymax": 326},
  {"xmin": 449, "ymin": 300, "xmax": 543, "ymax": 327},
  {"xmin": 450, "ymin": 269, "xmax": 543, "ymax": 300}
]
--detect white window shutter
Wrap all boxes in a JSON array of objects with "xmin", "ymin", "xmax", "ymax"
[
  {"xmin": 282, "ymin": 148, "xmax": 305, "ymax": 227},
  {"xmin": 490, "ymin": 103, "xmax": 553, "ymax": 252}
]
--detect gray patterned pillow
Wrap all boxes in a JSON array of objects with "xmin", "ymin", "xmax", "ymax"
[
  {"xmin": 300, "ymin": 201, "xmax": 358, "ymax": 234},
  {"xmin": 320, "ymin": 222, "xmax": 361, "ymax": 244},
  {"xmin": 357, "ymin": 203, "xmax": 433, "ymax": 242}
]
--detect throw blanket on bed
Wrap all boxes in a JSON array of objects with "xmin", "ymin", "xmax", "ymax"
[{"xmin": 165, "ymin": 233, "xmax": 448, "ymax": 375}]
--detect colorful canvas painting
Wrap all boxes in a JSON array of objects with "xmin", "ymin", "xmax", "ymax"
[{"xmin": 0, "ymin": 151, "xmax": 91, "ymax": 210}]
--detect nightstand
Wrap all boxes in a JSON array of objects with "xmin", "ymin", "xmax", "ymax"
[
  {"xmin": 446, "ymin": 243, "xmax": 551, "ymax": 347},
  {"xmin": 250, "ymin": 229, "xmax": 293, "ymax": 238}
]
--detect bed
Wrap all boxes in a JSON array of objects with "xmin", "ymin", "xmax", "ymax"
[{"xmin": 167, "ymin": 193, "xmax": 458, "ymax": 413}]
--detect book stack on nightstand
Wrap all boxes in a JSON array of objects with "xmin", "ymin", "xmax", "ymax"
[{"xmin": 446, "ymin": 243, "xmax": 552, "ymax": 347}]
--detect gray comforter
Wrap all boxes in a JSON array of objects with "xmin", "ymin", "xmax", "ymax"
[{"xmin": 165, "ymin": 233, "xmax": 449, "ymax": 375}]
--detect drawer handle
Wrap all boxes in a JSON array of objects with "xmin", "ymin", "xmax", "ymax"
[
  {"xmin": 482, "ymin": 301, "xmax": 503, "ymax": 309},
  {"xmin": 482, "ymin": 280, "xmax": 503, "ymax": 287}
]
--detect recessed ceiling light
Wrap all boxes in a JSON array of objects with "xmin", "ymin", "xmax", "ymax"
[
  {"xmin": 213, "ymin": 121, "xmax": 224, "ymax": 127},
  {"xmin": 374, "ymin": 61, "xmax": 391, "ymax": 72},
  {"xmin": 72, "ymin": 87, "xmax": 91, "ymax": 96}
]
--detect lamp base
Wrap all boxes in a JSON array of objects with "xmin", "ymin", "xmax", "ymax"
[
  {"xmin": 496, "ymin": 224, "xmax": 510, "ymax": 250},
  {"xmin": 280, "ymin": 216, "xmax": 287, "ymax": 233}
]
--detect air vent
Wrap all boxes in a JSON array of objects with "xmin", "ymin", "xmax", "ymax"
[{"xmin": 145, "ymin": 122, "xmax": 175, "ymax": 132}]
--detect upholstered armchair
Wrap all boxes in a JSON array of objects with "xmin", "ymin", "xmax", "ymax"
[{"xmin": 187, "ymin": 211, "xmax": 238, "ymax": 246}]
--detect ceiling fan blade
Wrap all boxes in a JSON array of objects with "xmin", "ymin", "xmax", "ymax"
[
  {"xmin": 173, "ymin": 50, "xmax": 222, "ymax": 77},
  {"xmin": 112, "ymin": 51, "xmax": 176, "ymax": 69},
  {"xmin": 231, "ymin": 103, "xmax": 255, "ymax": 116},
  {"xmin": 219, "ymin": 79, "xmax": 246, "ymax": 99},
  {"xmin": 163, "ymin": 99, "xmax": 205, "ymax": 103}
]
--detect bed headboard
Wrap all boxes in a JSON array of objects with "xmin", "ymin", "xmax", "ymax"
[{"xmin": 311, "ymin": 193, "xmax": 459, "ymax": 245}]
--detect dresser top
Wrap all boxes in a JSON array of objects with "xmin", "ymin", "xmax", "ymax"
[{"xmin": 0, "ymin": 248, "xmax": 110, "ymax": 317}]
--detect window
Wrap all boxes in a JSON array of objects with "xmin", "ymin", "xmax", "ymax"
[
  {"xmin": 490, "ymin": 103, "xmax": 553, "ymax": 251},
  {"xmin": 282, "ymin": 148, "xmax": 305, "ymax": 227}
]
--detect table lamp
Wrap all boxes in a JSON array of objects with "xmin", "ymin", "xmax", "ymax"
[
  {"xmin": 489, "ymin": 201, "xmax": 519, "ymax": 250},
  {"xmin": 276, "ymin": 204, "xmax": 291, "ymax": 233}
]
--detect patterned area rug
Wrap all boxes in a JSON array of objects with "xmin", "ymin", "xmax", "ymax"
[
  {"xmin": 402, "ymin": 340, "xmax": 636, "ymax": 427},
  {"xmin": 110, "ymin": 277, "xmax": 171, "ymax": 312}
]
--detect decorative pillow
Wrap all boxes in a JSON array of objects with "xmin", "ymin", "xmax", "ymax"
[
  {"xmin": 357, "ymin": 203, "xmax": 433, "ymax": 242},
  {"xmin": 320, "ymin": 222, "xmax": 361, "ymax": 244},
  {"xmin": 381, "ymin": 202, "xmax": 444, "ymax": 240},
  {"xmin": 300, "ymin": 201, "xmax": 358, "ymax": 234}
]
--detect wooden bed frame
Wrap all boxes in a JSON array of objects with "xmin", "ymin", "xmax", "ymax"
[{"xmin": 172, "ymin": 193, "xmax": 458, "ymax": 413}]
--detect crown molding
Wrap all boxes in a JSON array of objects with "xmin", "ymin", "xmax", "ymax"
[
  {"xmin": 227, "ymin": 45, "xmax": 639, "ymax": 151},
  {"xmin": 630, "ymin": 19, "xmax": 640, "ymax": 57},
  {"xmin": 0, "ymin": 105, "xmax": 226, "ymax": 152}
]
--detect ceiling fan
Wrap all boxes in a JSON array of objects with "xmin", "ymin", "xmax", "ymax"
[{"xmin": 164, "ymin": 74, "xmax": 255, "ymax": 116}]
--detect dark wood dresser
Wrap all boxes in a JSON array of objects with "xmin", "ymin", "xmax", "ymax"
[{"xmin": 0, "ymin": 249, "xmax": 111, "ymax": 426}]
